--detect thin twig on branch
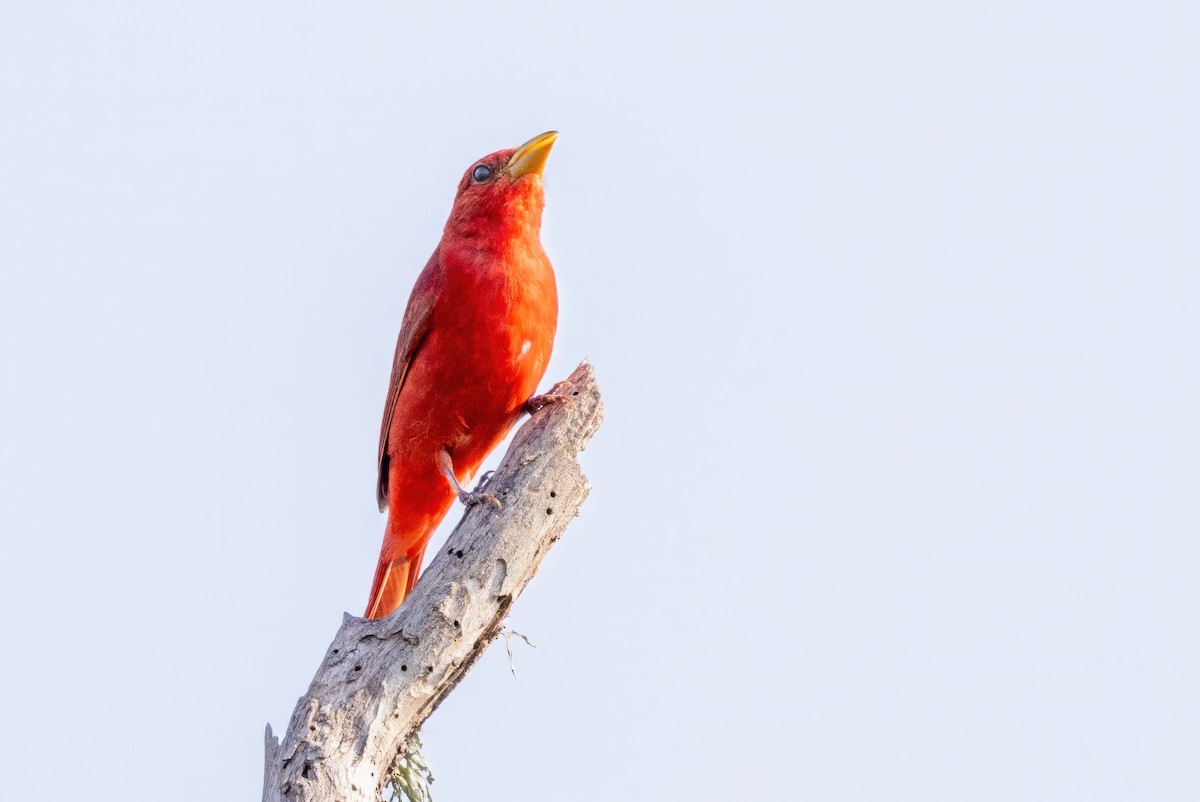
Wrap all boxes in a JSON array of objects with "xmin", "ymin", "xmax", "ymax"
[{"xmin": 262, "ymin": 361, "xmax": 604, "ymax": 802}]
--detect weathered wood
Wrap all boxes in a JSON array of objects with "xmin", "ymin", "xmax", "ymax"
[{"xmin": 262, "ymin": 361, "xmax": 604, "ymax": 802}]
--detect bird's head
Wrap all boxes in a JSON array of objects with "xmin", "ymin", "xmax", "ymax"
[{"xmin": 443, "ymin": 131, "xmax": 557, "ymax": 244}]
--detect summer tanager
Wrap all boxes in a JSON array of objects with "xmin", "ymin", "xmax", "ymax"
[{"xmin": 364, "ymin": 132, "xmax": 560, "ymax": 619}]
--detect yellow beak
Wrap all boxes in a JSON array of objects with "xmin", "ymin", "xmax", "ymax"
[{"xmin": 505, "ymin": 131, "xmax": 557, "ymax": 179}]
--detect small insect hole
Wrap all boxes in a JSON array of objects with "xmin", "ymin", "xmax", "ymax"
[
  {"xmin": 455, "ymin": 549, "xmax": 464, "ymax": 558},
  {"xmin": 401, "ymin": 664, "xmax": 407, "ymax": 672},
  {"xmin": 353, "ymin": 665, "xmax": 362, "ymax": 672},
  {"xmin": 546, "ymin": 507, "xmax": 553, "ymax": 515},
  {"xmin": 550, "ymin": 490, "xmax": 556, "ymax": 498}
]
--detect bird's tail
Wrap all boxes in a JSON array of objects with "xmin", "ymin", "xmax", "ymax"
[
  {"xmin": 365, "ymin": 466, "xmax": 459, "ymax": 619},
  {"xmin": 364, "ymin": 541, "xmax": 429, "ymax": 620}
]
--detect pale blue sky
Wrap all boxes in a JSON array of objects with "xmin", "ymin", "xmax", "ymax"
[{"xmin": 1, "ymin": 2, "xmax": 1197, "ymax": 800}]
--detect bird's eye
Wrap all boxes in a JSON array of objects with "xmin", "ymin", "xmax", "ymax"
[{"xmin": 472, "ymin": 164, "xmax": 492, "ymax": 182}]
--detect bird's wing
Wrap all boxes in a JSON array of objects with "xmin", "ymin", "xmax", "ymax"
[{"xmin": 376, "ymin": 263, "xmax": 439, "ymax": 511}]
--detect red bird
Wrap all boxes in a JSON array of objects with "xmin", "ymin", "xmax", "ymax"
[{"xmin": 364, "ymin": 132, "xmax": 560, "ymax": 619}]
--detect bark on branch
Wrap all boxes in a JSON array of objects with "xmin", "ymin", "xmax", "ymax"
[{"xmin": 262, "ymin": 361, "xmax": 604, "ymax": 802}]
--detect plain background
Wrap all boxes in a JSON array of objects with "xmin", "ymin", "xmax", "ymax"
[{"xmin": 1, "ymin": 2, "xmax": 1197, "ymax": 799}]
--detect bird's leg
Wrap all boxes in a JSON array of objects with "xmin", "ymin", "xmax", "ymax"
[
  {"xmin": 526, "ymin": 379, "xmax": 575, "ymax": 414},
  {"xmin": 438, "ymin": 450, "xmax": 502, "ymax": 510}
]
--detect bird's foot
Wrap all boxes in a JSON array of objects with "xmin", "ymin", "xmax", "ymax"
[
  {"xmin": 458, "ymin": 473, "xmax": 502, "ymax": 510},
  {"xmin": 526, "ymin": 380, "xmax": 575, "ymax": 414},
  {"xmin": 458, "ymin": 488, "xmax": 502, "ymax": 510},
  {"xmin": 439, "ymin": 451, "xmax": 502, "ymax": 510}
]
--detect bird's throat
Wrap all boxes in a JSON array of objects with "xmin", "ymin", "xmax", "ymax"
[{"xmin": 444, "ymin": 180, "xmax": 544, "ymax": 251}]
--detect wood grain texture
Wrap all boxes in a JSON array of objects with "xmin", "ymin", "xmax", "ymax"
[{"xmin": 263, "ymin": 361, "xmax": 604, "ymax": 802}]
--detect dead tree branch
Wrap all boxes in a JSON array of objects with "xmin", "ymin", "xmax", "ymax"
[{"xmin": 262, "ymin": 361, "xmax": 604, "ymax": 802}]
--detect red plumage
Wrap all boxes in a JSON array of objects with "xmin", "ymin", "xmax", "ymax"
[{"xmin": 364, "ymin": 132, "xmax": 559, "ymax": 619}]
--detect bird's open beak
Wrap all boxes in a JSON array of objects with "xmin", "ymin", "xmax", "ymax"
[{"xmin": 505, "ymin": 131, "xmax": 557, "ymax": 179}]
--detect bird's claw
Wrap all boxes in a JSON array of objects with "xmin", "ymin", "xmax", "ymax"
[
  {"xmin": 526, "ymin": 380, "xmax": 575, "ymax": 414},
  {"xmin": 440, "ymin": 452, "xmax": 503, "ymax": 510},
  {"xmin": 458, "ymin": 488, "xmax": 502, "ymax": 510}
]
